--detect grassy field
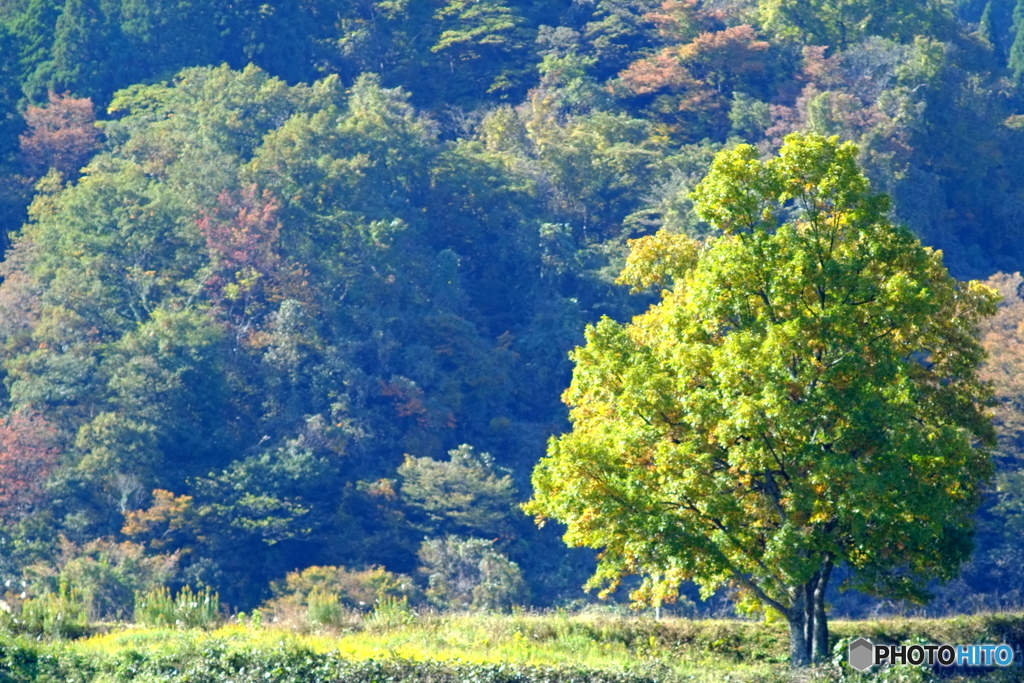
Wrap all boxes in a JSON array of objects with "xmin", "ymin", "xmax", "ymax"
[
  {"xmin": 4, "ymin": 612, "xmax": 1024, "ymax": 683},
  {"xmin": 79, "ymin": 613, "xmax": 789, "ymax": 678}
]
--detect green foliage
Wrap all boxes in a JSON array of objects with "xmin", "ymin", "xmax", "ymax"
[
  {"xmin": 534, "ymin": 53, "xmax": 608, "ymax": 116},
  {"xmin": 0, "ymin": 63, "xmax": 571, "ymax": 607},
  {"xmin": 0, "ymin": 0, "xmax": 1022, "ymax": 621},
  {"xmin": 365, "ymin": 595, "xmax": 416, "ymax": 628},
  {"xmin": 10, "ymin": 580, "xmax": 88, "ymax": 638},
  {"xmin": 758, "ymin": 0, "xmax": 955, "ymax": 48},
  {"xmin": 132, "ymin": 585, "xmax": 175, "ymax": 627},
  {"xmin": 56, "ymin": 539, "xmax": 177, "ymax": 621},
  {"xmin": 431, "ymin": 0, "xmax": 532, "ymax": 99},
  {"xmin": 267, "ymin": 565, "xmax": 419, "ymax": 619},
  {"xmin": 42, "ymin": 0, "xmax": 126, "ymax": 102},
  {"xmin": 2, "ymin": 612, "xmax": 1024, "ymax": 683},
  {"xmin": 979, "ymin": 2, "xmax": 998, "ymax": 53},
  {"xmin": 398, "ymin": 444, "xmax": 517, "ymax": 537},
  {"xmin": 1011, "ymin": 0, "xmax": 1024, "ymax": 82},
  {"xmin": 419, "ymin": 535, "xmax": 528, "ymax": 611},
  {"xmin": 306, "ymin": 587, "xmax": 344, "ymax": 627},
  {"xmin": 134, "ymin": 585, "xmax": 219, "ymax": 629},
  {"xmin": 729, "ymin": 93, "xmax": 772, "ymax": 141},
  {"xmin": 527, "ymin": 133, "xmax": 998, "ymax": 665},
  {"xmin": 0, "ymin": 633, "xmax": 675, "ymax": 683}
]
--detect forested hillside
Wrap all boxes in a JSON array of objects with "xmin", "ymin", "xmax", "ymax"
[{"xmin": 1, "ymin": 0, "xmax": 1024, "ymax": 617}]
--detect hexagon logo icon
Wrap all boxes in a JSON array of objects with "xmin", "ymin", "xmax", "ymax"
[{"xmin": 849, "ymin": 638, "xmax": 875, "ymax": 672}]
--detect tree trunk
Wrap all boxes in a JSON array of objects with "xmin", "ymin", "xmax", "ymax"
[
  {"xmin": 788, "ymin": 587, "xmax": 810, "ymax": 667},
  {"xmin": 804, "ymin": 574, "xmax": 816, "ymax": 656},
  {"xmin": 811, "ymin": 560, "xmax": 833, "ymax": 663},
  {"xmin": 787, "ymin": 559, "xmax": 834, "ymax": 667}
]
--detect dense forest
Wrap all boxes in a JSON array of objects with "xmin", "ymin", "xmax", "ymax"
[{"xmin": 1, "ymin": 0, "xmax": 1024, "ymax": 620}]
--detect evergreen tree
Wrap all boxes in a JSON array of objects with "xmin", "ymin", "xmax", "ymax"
[
  {"xmin": 43, "ymin": 0, "xmax": 129, "ymax": 103},
  {"xmin": 430, "ymin": 0, "xmax": 532, "ymax": 102},
  {"xmin": 1010, "ymin": 0, "xmax": 1024, "ymax": 83},
  {"xmin": 8, "ymin": 0, "xmax": 62, "ymax": 87},
  {"xmin": 980, "ymin": 1, "xmax": 1000, "ymax": 59}
]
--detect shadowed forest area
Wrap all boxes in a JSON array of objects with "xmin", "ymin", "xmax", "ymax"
[{"xmin": 0, "ymin": 0, "xmax": 1024, "ymax": 623}]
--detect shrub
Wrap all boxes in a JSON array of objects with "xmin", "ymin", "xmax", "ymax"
[
  {"xmin": 59, "ymin": 539, "xmax": 178, "ymax": 621},
  {"xmin": 135, "ymin": 585, "xmax": 219, "ymax": 628},
  {"xmin": 306, "ymin": 587, "xmax": 343, "ymax": 627},
  {"xmin": 366, "ymin": 595, "xmax": 416, "ymax": 628},
  {"xmin": 12, "ymin": 581, "xmax": 88, "ymax": 638},
  {"xmin": 134, "ymin": 585, "xmax": 175, "ymax": 627},
  {"xmin": 266, "ymin": 565, "xmax": 418, "ymax": 616},
  {"xmin": 0, "ymin": 639, "xmax": 667, "ymax": 683},
  {"xmin": 418, "ymin": 535, "xmax": 527, "ymax": 611}
]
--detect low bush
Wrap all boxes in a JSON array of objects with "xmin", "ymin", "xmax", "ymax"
[
  {"xmin": 419, "ymin": 535, "xmax": 527, "ymax": 611},
  {"xmin": 134, "ymin": 585, "xmax": 219, "ymax": 628},
  {"xmin": 306, "ymin": 587, "xmax": 343, "ymax": 627},
  {"xmin": 3, "ymin": 581, "xmax": 89, "ymax": 638},
  {"xmin": 265, "ymin": 565, "xmax": 419, "ymax": 619},
  {"xmin": 0, "ymin": 636, "xmax": 665, "ymax": 683},
  {"xmin": 365, "ymin": 595, "xmax": 416, "ymax": 628},
  {"xmin": 60, "ymin": 539, "xmax": 178, "ymax": 621}
]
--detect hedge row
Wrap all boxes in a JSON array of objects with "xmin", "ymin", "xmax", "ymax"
[{"xmin": 0, "ymin": 637, "xmax": 665, "ymax": 683}]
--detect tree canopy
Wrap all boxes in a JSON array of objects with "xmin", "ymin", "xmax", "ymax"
[
  {"xmin": 0, "ymin": 0, "xmax": 1023, "ymax": 620},
  {"xmin": 525, "ymin": 133, "xmax": 998, "ymax": 665}
]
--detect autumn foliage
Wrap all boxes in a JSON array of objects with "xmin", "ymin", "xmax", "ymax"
[
  {"xmin": 616, "ymin": 1, "xmax": 770, "ymax": 141},
  {"xmin": 0, "ymin": 410, "xmax": 59, "ymax": 522},
  {"xmin": 199, "ymin": 186, "xmax": 282, "ymax": 276},
  {"xmin": 19, "ymin": 93, "xmax": 101, "ymax": 179}
]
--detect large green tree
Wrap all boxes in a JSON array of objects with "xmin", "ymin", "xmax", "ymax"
[{"xmin": 525, "ymin": 133, "xmax": 998, "ymax": 666}]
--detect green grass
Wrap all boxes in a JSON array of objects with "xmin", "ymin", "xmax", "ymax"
[
  {"xmin": 74, "ymin": 613, "xmax": 788, "ymax": 679},
  {"xmin": 4, "ymin": 612, "xmax": 1024, "ymax": 683}
]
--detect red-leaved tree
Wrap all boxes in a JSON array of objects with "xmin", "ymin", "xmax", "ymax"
[
  {"xmin": 20, "ymin": 92, "xmax": 101, "ymax": 180},
  {"xmin": 196, "ymin": 184, "xmax": 311, "ymax": 337},
  {"xmin": 0, "ymin": 410, "xmax": 59, "ymax": 522}
]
